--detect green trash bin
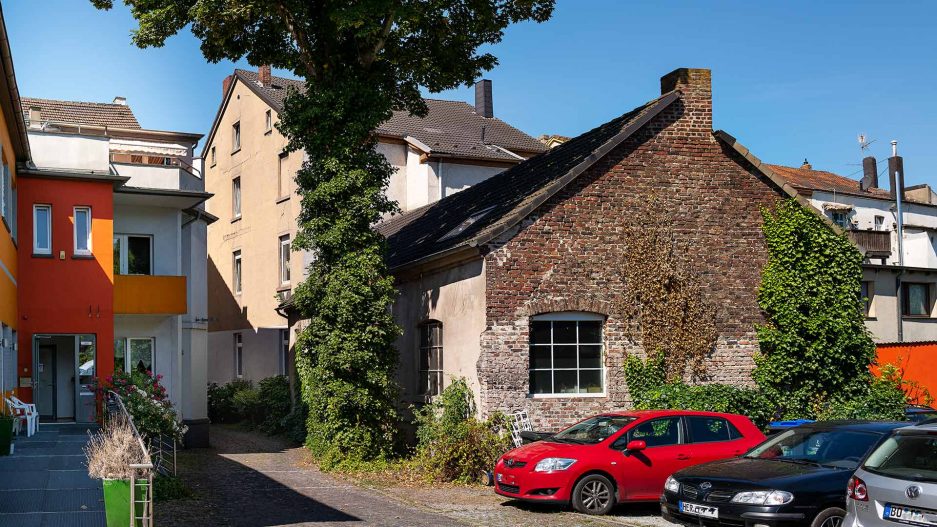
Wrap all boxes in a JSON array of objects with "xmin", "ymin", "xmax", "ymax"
[
  {"xmin": 103, "ymin": 478, "xmax": 147, "ymax": 527},
  {"xmin": 0, "ymin": 416, "xmax": 14, "ymax": 456}
]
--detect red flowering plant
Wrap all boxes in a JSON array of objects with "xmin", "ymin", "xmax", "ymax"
[{"xmin": 98, "ymin": 369, "xmax": 186, "ymax": 444}]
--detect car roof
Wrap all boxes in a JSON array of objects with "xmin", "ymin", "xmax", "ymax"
[
  {"xmin": 598, "ymin": 410, "xmax": 747, "ymax": 419},
  {"xmin": 795, "ymin": 420, "xmax": 911, "ymax": 433},
  {"xmin": 897, "ymin": 420, "xmax": 937, "ymax": 434},
  {"xmin": 907, "ymin": 406, "xmax": 937, "ymax": 414}
]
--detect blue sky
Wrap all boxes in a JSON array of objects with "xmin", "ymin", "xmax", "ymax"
[{"xmin": 5, "ymin": 0, "xmax": 936, "ymax": 186}]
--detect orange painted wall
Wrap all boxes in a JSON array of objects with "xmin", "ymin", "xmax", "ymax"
[
  {"xmin": 0, "ymin": 100, "xmax": 18, "ymax": 333},
  {"xmin": 15, "ymin": 176, "xmax": 114, "ymax": 403},
  {"xmin": 876, "ymin": 342, "xmax": 937, "ymax": 405}
]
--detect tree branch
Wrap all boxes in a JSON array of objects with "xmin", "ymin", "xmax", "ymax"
[
  {"xmin": 274, "ymin": 1, "xmax": 319, "ymax": 80},
  {"xmin": 360, "ymin": 12, "xmax": 395, "ymax": 67}
]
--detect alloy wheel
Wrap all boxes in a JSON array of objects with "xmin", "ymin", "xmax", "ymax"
[
  {"xmin": 581, "ymin": 480, "xmax": 611, "ymax": 512},
  {"xmin": 820, "ymin": 515, "xmax": 843, "ymax": 527}
]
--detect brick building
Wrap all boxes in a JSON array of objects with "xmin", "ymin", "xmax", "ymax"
[{"xmin": 380, "ymin": 68, "xmax": 816, "ymax": 429}]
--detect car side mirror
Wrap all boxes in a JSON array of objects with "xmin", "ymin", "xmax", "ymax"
[{"xmin": 625, "ymin": 440, "xmax": 646, "ymax": 452}]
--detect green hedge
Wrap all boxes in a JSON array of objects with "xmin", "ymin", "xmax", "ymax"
[{"xmin": 207, "ymin": 376, "xmax": 305, "ymax": 441}]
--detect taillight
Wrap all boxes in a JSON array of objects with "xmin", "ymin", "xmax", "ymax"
[{"xmin": 847, "ymin": 476, "xmax": 868, "ymax": 501}]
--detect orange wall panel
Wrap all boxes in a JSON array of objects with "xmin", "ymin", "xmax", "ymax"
[
  {"xmin": 15, "ymin": 176, "xmax": 114, "ymax": 402},
  {"xmin": 114, "ymin": 275, "xmax": 187, "ymax": 315},
  {"xmin": 876, "ymin": 342, "xmax": 937, "ymax": 405}
]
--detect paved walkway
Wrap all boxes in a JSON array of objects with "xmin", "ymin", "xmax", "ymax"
[{"xmin": 0, "ymin": 423, "xmax": 104, "ymax": 527}]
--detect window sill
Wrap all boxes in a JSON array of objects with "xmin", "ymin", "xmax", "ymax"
[
  {"xmin": 231, "ymin": 148, "xmax": 241, "ymax": 155},
  {"xmin": 231, "ymin": 216, "xmax": 242, "ymax": 224},
  {"xmin": 902, "ymin": 316, "xmax": 937, "ymax": 321},
  {"xmin": 264, "ymin": 129, "xmax": 273, "ymax": 135},
  {"xmin": 71, "ymin": 253, "xmax": 94, "ymax": 260},
  {"xmin": 276, "ymin": 195, "xmax": 290, "ymax": 204},
  {"xmin": 32, "ymin": 252, "xmax": 52, "ymax": 258},
  {"xmin": 277, "ymin": 285, "xmax": 291, "ymax": 293},
  {"xmin": 528, "ymin": 392, "xmax": 607, "ymax": 399}
]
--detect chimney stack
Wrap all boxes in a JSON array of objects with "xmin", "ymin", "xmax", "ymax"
[
  {"xmin": 112, "ymin": 96, "xmax": 126, "ymax": 106},
  {"xmin": 660, "ymin": 68, "xmax": 712, "ymax": 131},
  {"xmin": 860, "ymin": 156, "xmax": 878, "ymax": 191},
  {"xmin": 888, "ymin": 140, "xmax": 905, "ymax": 200},
  {"xmin": 800, "ymin": 159, "xmax": 812, "ymax": 170},
  {"xmin": 222, "ymin": 74, "xmax": 233, "ymax": 97},
  {"xmin": 259, "ymin": 65, "xmax": 272, "ymax": 87},
  {"xmin": 475, "ymin": 79, "xmax": 493, "ymax": 118},
  {"xmin": 28, "ymin": 106, "xmax": 41, "ymax": 128}
]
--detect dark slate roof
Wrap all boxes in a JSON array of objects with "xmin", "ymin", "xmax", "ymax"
[
  {"xmin": 766, "ymin": 164, "xmax": 892, "ymax": 200},
  {"xmin": 21, "ymin": 96, "xmax": 141, "ymax": 129},
  {"xmin": 378, "ymin": 91, "xmax": 680, "ymax": 270},
  {"xmin": 233, "ymin": 69, "xmax": 546, "ymax": 162}
]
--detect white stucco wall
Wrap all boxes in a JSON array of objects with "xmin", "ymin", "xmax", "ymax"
[
  {"xmin": 115, "ymin": 315, "xmax": 181, "ymax": 407},
  {"xmin": 27, "ymin": 131, "xmax": 110, "ymax": 171},
  {"xmin": 113, "ymin": 205, "xmax": 182, "ymax": 276},
  {"xmin": 113, "ymin": 163, "xmax": 204, "ymax": 192},
  {"xmin": 439, "ymin": 161, "xmax": 505, "ymax": 197}
]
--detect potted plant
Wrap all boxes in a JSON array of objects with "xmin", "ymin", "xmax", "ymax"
[
  {"xmin": 84, "ymin": 417, "xmax": 148, "ymax": 527},
  {"xmin": 0, "ymin": 395, "xmax": 15, "ymax": 456}
]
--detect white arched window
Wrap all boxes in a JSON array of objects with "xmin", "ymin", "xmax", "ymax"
[{"xmin": 529, "ymin": 312, "xmax": 604, "ymax": 396}]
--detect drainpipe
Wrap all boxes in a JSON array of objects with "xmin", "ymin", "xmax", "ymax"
[{"xmin": 890, "ymin": 141, "xmax": 905, "ymax": 342}]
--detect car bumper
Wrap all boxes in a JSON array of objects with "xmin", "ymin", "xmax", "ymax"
[
  {"xmin": 661, "ymin": 494, "xmax": 805, "ymax": 527},
  {"xmin": 492, "ymin": 467, "xmax": 574, "ymax": 503}
]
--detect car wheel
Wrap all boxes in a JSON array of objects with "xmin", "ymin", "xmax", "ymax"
[
  {"xmin": 571, "ymin": 474, "xmax": 615, "ymax": 515},
  {"xmin": 812, "ymin": 507, "xmax": 846, "ymax": 527}
]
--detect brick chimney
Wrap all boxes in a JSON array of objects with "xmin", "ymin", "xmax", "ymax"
[
  {"xmin": 475, "ymin": 79, "xmax": 493, "ymax": 118},
  {"xmin": 801, "ymin": 159, "xmax": 812, "ymax": 170},
  {"xmin": 660, "ymin": 68, "xmax": 712, "ymax": 131},
  {"xmin": 259, "ymin": 65, "xmax": 272, "ymax": 87},
  {"xmin": 222, "ymin": 74, "xmax": 233, "ymax": 97},
  {"xmin": 861, "ymin": 156, "xmax": 878, "ymax": 190}
]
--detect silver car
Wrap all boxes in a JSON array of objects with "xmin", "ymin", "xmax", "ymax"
[{"xmin": 845, "ymin": 421, "xmax": 937, "ymax": 526}]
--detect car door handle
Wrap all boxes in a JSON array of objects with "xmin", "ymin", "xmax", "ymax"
[{"xmin": 676, "ymin": 454, "xmax": 690, "ymax": 460}]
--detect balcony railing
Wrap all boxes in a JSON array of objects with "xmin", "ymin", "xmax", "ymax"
[
  {"xmin": 114, "ymin": 275, "xmax": 187, "ymax": 315},
  {"xmin": 849, "ymin": 229, "xmax": 892, "ymax": 257}
]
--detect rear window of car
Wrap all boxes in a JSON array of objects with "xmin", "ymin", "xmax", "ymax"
[
  {"xmin": 863, "ymin": 434, "xmax": 937, "ymax": 483},
  {"xmin": 686, "ymin": 416, "xmax": 742, "ymax": 443},
  {"xmin": 747, "ymin": 428, "xmax": 881, "ymax": 470}
]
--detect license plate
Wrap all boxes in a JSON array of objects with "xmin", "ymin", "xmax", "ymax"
[
  {"xmin": 884, "ymin": 503, "xmax": 937, "ymax": 526},
  {"xmin": 679, "ymin": 501, "xmax": 718, "ymax": 519}
]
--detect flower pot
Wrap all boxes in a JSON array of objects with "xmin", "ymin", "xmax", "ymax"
[
  {"xmin": 103, "ymin": 478, "xmax": 147, "ymax": 527},
  {"xmin": 0, "ymin": 416, "xmax": 13, "ymax": 456}
]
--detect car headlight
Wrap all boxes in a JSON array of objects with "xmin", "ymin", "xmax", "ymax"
[
  {"xmin": 731, "ymin": 490, "xmax": 794, "ymax": 505},
  {"xmin": 534, "ymin": 458, "xmax": 577, "ymax": 472},
  {"xmin": 664, "ymin": 476, "xmax": 681, "ymax": 494}
]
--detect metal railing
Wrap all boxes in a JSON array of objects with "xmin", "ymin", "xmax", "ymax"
[
  {"xmin": 104, "ymin": 391, "xmax": 154, "ymax": 527},
  {"xmin": 149, "ymin": 433, "xmax": 177, "ymax": 477}
]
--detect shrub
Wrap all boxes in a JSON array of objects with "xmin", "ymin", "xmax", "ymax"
[
  {"xmin": 207, "ymin": 379, "xmax": 252, "ymax": 423},
  {"xmin": 257, "ymin": 375, "xmax": 292, "ymax": 434},
  {"xmin": 101, "ymin": 370, "xmax": 187, "ymax": 443},
  {"xmin": 411, "ymin": 378, "xmax": 512, "ymax": 483},
  {"xmin": 153, "ymin": 475, "xmax": 193, "ymax": 501},
  {"xmin": 85, "ymin": 417, "xmax": 147, "ymax": 480},
  {"xmin": 818, "ymin": 364, "xmax": 908, "ymax": 421},
  {"xmin": 283, "ymin": 404, "xmax": 309, "ymax": 444}
]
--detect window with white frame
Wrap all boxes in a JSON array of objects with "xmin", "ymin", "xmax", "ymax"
[
  {"xmin": 279, "ymin": 235, "xmax": 291, "ymax": 286},
  {"xmin": 114, "ymin": 337, "xmax": 154, "ymax": 374},
  {"xmin": 529, "ymin": 313, "xmax": 604, "ymax": 395},
  {"xmin": 419, "ymin": 321, "xmax": 443, "ymax": 396},
  {"xmin": 874, "ymin": 215, "xmax": 885, "ymax": 231},
  {"xmin": 33, "ymin": 204, "xmax": 51, "ymax": 255},
  {"xmin": 0, "ymin": 164, "xmax": 9, "ymax": 230},
  {"xmin": 265, "ymin": 109, "xmax": 273, "ymax": 133},
  {"xmin": 233, "ymin": 250, "xmax": 242, "ymax": 294},
  {"xmin": 73, "ymin": 206, "xmax": 92, "ymax": 256},
  {"xmin": 235, "ymin": 333, "xmax": 243, "ymax": 378},
  {"xmin": 232, "ymin": 177, "xmax": 241, "ymax": 218},
  {"xmin": 277, "ymin": 152, "xmax": 289, "ymax": 199},
  {"xmin": 278, "ymin": 329, "xmax": 289, "ymax": 376},
  {"xmin": 861, "ymin": 281, "xmax": 875, "ymax": 318},
  {"xmin": 113, "ymin": 234, "xmax": 153, "ymax": 275},
  {"xmin": 232, "ymin": 121, "xmax": 241, "ymax": 152}
]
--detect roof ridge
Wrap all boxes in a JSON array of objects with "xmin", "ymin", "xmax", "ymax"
[{"xmin": 21, "ymin": 96, "xmax": 132, "ymax": 108}]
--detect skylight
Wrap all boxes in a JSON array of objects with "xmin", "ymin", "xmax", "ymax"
[{"xmin": 437, "ymin": 205, "xmax": 497, "ymax": 242}]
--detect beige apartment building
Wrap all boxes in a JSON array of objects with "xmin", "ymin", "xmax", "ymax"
[{"xmin": 203, "ymin": 66, "xmax": 545, "ymax": 385}]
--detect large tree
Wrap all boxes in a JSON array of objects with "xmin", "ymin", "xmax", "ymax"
[{"xmin": 92, "ymin": 0, "xmax": 553, "ymax": 464}]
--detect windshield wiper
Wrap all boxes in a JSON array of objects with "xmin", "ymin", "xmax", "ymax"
[{"xmin": 778, "ymin": 458, "xmax": 823, "ymax": 467}]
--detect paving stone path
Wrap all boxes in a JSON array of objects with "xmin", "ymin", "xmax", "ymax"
[{"xmin": 0, "ymin": 423, "xmax": 104, "ymax": 527}]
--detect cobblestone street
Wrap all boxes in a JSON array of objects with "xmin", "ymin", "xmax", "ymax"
[{"xmin": 159, "ymin": 426, "xmax": 670, "ymax": 527}]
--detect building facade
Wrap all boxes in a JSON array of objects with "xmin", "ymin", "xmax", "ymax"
[
  {"xmin": 203, "ymin": 66, "xmax": 546, "ymax": 385},
  {"xmin": 381, "ymin": 68, "xmax": 825, "ymax": 429},
  {"xmin": 13, "ymin": 97, "xmax": 212, "ymax": 444}
]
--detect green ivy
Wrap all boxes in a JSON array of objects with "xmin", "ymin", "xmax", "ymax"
[{"xmin": 755, "ymin": 199, "xmax": 878, "ymax": 418}]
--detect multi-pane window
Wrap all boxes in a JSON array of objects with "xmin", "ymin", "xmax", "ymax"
[
  {"xmin": 861, "ymin": 281, "xmax": 875, "ymax": 317},
  {"xmin": 419, "ymin": 321, "xmax": 443, "ymax": 396},
  {"xmin": 232, "ymin": 121, "xmax": 241, "ymax": 152},
  {"xmin": 73, "ymin": 206, "xmax": 92, "ymax": 256},
  {"xmin": 278, "ymin": 329, "xmax": 289, "ymax": 376},
  {"xmin": 874, "ymin": 215, "xmax": 885, "ymax": 231},
  {"xmin": 265, "ymin": 110, "xmax": 273, "ymax": 133},
  {"xmin": 903, "ymin": 283, "xmax": 931, "ymax": 317},
  {"xmin": 233, "ymin": 250, "xmax": 242, "ymax": 294},
  {"xmin": 279, "ymin": 235, "xmax": 291, "ymax": 286},
  {"xmin": 529, "ymin": 313, "xmax": 604, "ymax": 395},
  {"xmin": 0, "ymin": 164, "xmax": 9, "ymax": 230},
  {"xmin": 232, "ymin": 177, "xmax": 241, "ymax": 218},
  {"xmin": 277, "ymin": 152, "xmax": 289, "ymax": 199},
  {"xmin": 33, "ymin": 204, "xmax": 51, "ymax": 255},
  {"xmin": 114, "ymin": 337, "xmax": 154, "ymax": 374},
  {"xmin": 831, "ymin": 211, "xmax": 849, "ymax": 229},
  {"xmin": 234, "ymin": 333, "xmax": 243, "ymax": 378},
  {"xmin": 113, "ymin": 234, "xmax": 153, "ymax": 275}
]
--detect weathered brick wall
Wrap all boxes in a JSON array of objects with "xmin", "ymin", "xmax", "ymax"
[{"xmin": 478, "ymin": 70, "xmax": 785, "ymax": 431}]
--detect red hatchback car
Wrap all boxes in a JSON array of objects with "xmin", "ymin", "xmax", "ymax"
[{"xmin": 494, "ymin": 410, "xmax": 765, "ymax": 515}]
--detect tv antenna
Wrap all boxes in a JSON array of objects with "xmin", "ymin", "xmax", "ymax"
[{"xmin": 858, "ymin": 134, "xmax": 876, "ymax": 152}]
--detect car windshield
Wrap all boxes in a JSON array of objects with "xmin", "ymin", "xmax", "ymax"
[
  {"xmin": 551, "ymin": 415, "xmax": 636, "ymax": 445},
  {"xmin": 745, "ymin": 428, "xmax": 882, "ymax": 470},
  {"xmin": 863, "ymin": 433, "xmax": 937, "ymax": 483}
]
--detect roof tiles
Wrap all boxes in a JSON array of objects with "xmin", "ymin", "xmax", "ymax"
[{"xmin": 21, "ymin": 96, "xmax": 141, "ymax": 129}]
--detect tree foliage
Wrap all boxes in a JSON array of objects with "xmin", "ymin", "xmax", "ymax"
[
  {"xmin": 755, "ymin": 199, "xmax": 879, "ymax": 418},
  {"xmin": 93, "ymin": 0, "xmax": 554, "ymax": 465}
]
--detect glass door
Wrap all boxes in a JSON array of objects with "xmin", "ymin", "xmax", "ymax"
[{"xmin": 76, "ymin": 335, "xmax": 96, "ymax": 423}]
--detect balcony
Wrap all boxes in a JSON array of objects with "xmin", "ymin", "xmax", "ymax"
[
  {"xmin": 849, "ymin": 229, "xmax": 892, "ymax": 258},
  {"xmin": 114, "ymin": 275, "xmax": 187, "ymax": 315}
]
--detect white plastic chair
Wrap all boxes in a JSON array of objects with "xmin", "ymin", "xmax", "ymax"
[
  {"xmin": 509, "ymin": 410, "xmax": 533, "ymax": 448},
  {"xmin": 9, "ymin": 397, "xmax": 37, "ymax": 437},
  {"xmin": 4, "ymin": 398, "xmax": 25, "ymax": 437}
]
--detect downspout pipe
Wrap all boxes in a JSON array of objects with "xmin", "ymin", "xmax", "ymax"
[{"xmin": 890, "ymin": 140, "xmax": 905, "ymax": 342}]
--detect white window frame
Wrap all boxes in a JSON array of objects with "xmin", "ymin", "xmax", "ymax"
[
  {"xmin": 278, "ymin": 234, "xmax": 291, "ymax": 286},
  {"xmin": 73, "ymin": 206, "xmax": 92, "ymax": 256},
  {"xmin": 874, "ymin": 215, "xmax": 885, "ymax": 231},
  {"xmin": 232, "ymin": 177, "xmax": 241, "ymax": 219},
  {"xmin": 278, "ymin": 329, "xmax": 289, "ymax": 376},
  {"xmin": 233, "ymin": 250, "xmax": 242, "ymax": 295},
  {"xmin": 33, "ymin": 204, "xmax": 52, "ymax": 255},
  {"xmin": 419, "ymin": 321, "xmax": 443, "ymax": 397},
  {"xmin": 265, "ymin": 109, "xmax": 273, "ymax": 133},
  {"xmin": 232, "ymin": 121, "xmax": 241, "ymax": 152},
  {"xmin": 277, "ymin": 152, "xmax": 289, "ymax": 199},
  {"xmin": 235, "ymin": 333, "xmax": 243, "ymax": 378},
  {"xmin": 121, "ymin": 337, "xmax": 155, "ymax": 374},
  {"xmin": 861, "ymin": 280, "xmax": 875, "ymax": 318},
  {"xmin": 528, "ymin": 312, "xmax": 606, "ymax": 398},
  {"xmin": 114, "ymin": 234, "xmax": 154, "ymax": 275}
]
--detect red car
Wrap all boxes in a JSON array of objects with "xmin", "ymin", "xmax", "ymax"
[{"xmin": 494, "ymin": 410, "xmax": 765, "ymax": 515}]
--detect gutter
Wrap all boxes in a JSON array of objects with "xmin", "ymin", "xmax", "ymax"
[{"xmin": 0, "ymin": 3, "xmax": 30, "ymax": 162}]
